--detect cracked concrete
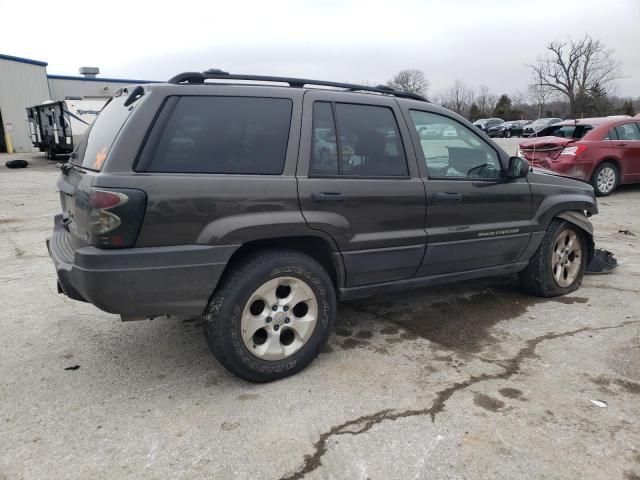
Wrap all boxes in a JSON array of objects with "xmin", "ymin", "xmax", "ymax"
[
  {"xmin": 280, "ymin": 320, "xmax": 640, "ymax": 480},
  {"xmin": 1, "ymin": 147, "xmax": 640, "ymax": 480}
]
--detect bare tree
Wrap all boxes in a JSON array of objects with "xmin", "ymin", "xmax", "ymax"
[
  {"xmin": 475, "ymin": 85, "xmax": 497, "ymax": 117},
  {"xmin": 440, "ymin": 80, "xmax": 474, "ymax": 116},
  {"xmin": 528, "ymin": 35, "xmax": 622, "ymax": 117},
  {"xmin": 387, "ymin": 69, "xmax": 430, "ymax": 97},
  {"xmin": 527, "ymin": 66, "xmax": 558, "ymax": 118},
  {"xmin": 511, "ymin": 90, "xmax": 536, "ymax": 119}
]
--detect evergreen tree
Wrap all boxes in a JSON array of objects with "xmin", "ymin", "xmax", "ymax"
[
  {"xmin": 492, "ymin": 94, "xmax": 512, "ymax": 119},
  {"xmin": 622, "ymin": 100, "xmax": 635, "ymax": 116},
  {"xmin": 469, "ymin": 103, "xmax": 481, "ymax": 121}
]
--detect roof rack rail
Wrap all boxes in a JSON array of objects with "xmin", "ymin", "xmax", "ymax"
[{"xmin": 167, "ymin": 70, "xmax": 428, "ymax": 102}]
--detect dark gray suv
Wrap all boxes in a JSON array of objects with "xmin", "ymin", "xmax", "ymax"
[{"xmin": 48, "ymin": 71, "xmax": 597, "ymax": 382}]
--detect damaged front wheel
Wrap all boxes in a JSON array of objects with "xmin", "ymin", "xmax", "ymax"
[{"xmin": 519, "ymin": 219, "xmax": 587, "ymax": 297}]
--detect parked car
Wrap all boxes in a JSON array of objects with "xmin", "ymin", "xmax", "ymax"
[
  {"xmin": 442, "ymin": 125, "xmax": 458, "ymax": 137},
  {"xmin": 472, "ymin": 118, "xmax": 486, "ymax": 129},
  {"xmin": 504, "ymin": 120, "xmax": 533, "ymax": 138},
  {"xmin": 473, "ymin": 118, "xmax": 504, "ymax": 132},
  {"xmin": 487, "ymin": 120, "xmax": 531, "ymax": 138},
  {"xmin": 487, "ymin": 121, "xmax": 510, "ymax": 138},
  {"xmin": 517, "ymin": 116, "xmax": 638, "ymax": 196},
  {"xmin": 522, "ymin": 118, "xmax": 563, "ymax": 137},
  {"xmin": 417, "ymin": 123, "xmax": 444, "ymax": 138},
  {"xmin": 48, "ymin": 71, "xmax": 597, "ymax": 382}
]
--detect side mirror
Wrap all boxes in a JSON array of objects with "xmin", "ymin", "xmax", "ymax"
[{"xmin": 507, "ymin": 156, "xmax": 529, "ymax": 179}]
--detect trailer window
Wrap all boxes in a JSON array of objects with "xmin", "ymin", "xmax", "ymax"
[{"xmin": 71, "ymin": 95, "xmax": 134, "ymax": 170}]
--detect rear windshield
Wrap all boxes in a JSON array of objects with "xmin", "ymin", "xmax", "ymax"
[
  {"xmin": 72, "ymin": 94, "xmax": 134, "ymax": 170},
  {"xmin": 537, "ymin": 124, "xmax": 593, "ymax": 139}
]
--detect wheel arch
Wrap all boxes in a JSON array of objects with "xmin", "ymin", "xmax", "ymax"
[
  {"xmin": 592, "ymin": 157, "xmax": 623, "ymax": 180},
  {"xmin": 219, "ymin": 235, "xmax": 345, "ymax": 290},
  {"xmin": 555, "ymin": 210, "xmax": 595, "ymax": 262}
]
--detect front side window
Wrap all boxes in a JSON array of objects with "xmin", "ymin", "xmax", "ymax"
[
  {"xmin": 139, "ymin": 96, "xmax": 292, "ymax": 174},
  {"xmin": 409, "ymin": 110, "xmax": 501, "ymax": 179},
  {"xmin": 309, "ymin": 102, "xmax": 408, "ymax": 177}
]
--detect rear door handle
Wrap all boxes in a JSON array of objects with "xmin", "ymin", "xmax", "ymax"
[
  {"xmin": 311, "ymin": 192, "xmax": 345, "ymax": 203},
  {"xmin": 433, "ymin": 192, "xmax": 464, "ymax": 203},
  {"xmin": 615, "ymin": 142, "xmax": 627, "ymax": 147}
]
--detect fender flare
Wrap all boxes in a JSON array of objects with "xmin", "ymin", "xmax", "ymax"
[{"xmin": 556, "ymin": 210, "xmax": 595, "ymax": 261}]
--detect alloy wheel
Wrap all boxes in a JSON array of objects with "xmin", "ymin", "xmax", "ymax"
[
  {"xmin": 240, "ymin": 277, "xmax": 318, "ymax": 361},
  {"xmin": 597, "ymin": 166, "xmax": 616, "ymax": 194},
  {"xmin": 551, "ymin": 229, "xmax": 583, "ymax": 287}
]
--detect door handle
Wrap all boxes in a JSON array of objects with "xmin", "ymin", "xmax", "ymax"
[
  {"xmin": 311, "ymin": 192, "xmax": 345, "ymax": 202},
  {"xmin": 433, "ymin": 192, "xmax": 464, "ymax": 203},
  {"xmin": 616, "ymin": 142, "xmax": 627, "ymax": 147}
]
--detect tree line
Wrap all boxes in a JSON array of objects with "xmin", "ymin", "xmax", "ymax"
[{"xmin": 385, "ymin": 35, "xmax": 638, "ymax": 121}]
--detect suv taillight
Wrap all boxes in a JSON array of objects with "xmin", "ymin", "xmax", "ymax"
[
  {"xmin": 560, "ymin": 145, "xmax": 587, "ymax": 156},
  {"xmin": 88, "ymin": 188, "xmax": 146, "ymax": 248}
]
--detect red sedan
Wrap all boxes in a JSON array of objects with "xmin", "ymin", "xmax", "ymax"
[{"xmin": 518, "ymin": 115, "xmax": 640, "ymax": 195}]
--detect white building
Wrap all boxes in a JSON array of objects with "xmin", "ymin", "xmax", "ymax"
[{"xmin": 0, "ymin": 53, "xmax": 153, "ymax": 153}]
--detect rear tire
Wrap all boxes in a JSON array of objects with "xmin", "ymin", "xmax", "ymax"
[
  {"xmin": 203, "ymin": 250, "xmax": 336, "ymax": 382},
  {"xmin": 519, "ymin": 219, "xmax": 587, "ymax": 297},
  {"xmin": 591, "ymin": 162, "xmax": 618, "ymax": 196}
]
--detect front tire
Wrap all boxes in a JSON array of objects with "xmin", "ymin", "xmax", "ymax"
[
  {"xmin": 592, "ymin": 162, "xmax": 618, "ymax": 196},
  {"xmin": 519, "ymin": 219, "xmax": 587, "ymax": 297},
  {"xmin": 203, "ymin": 250, "xmax": 336, "ymax": 382}
]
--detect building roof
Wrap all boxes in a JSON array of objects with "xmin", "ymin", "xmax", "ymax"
[
  {"xmin": 47, "ymin": 74, "xmax": 155, "ymax": 84},
  {"xmin": 0, "ymin": 53, "xmax": 48, "ymax": 67}
]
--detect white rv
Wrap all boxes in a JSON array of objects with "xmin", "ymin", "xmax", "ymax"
[{"xmin": 27, "ymin": 98, "xmax": 108, "ymax": 159}]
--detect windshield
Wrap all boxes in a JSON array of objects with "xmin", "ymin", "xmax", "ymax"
[
  {"xmin": 71, "ymin": 94, "xmax": 136, "ymax": 170},
  {"xmin": 537, "ymin": 124, "xmax": 593, "ymax": 139}
]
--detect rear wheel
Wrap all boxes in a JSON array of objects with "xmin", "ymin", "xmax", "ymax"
[
  {"xmin": 519, "ymin": 219, "xmax": 587, "ymax": 297},
  {"xmin": 592, "ymin": 162, "xmax": 618, "ymax": 196},
  {"xmin": 203, "ymin": 250, "xmax": 336, "ymax": 382}
]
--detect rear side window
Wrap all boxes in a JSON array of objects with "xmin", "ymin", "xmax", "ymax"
[
  {"xmin": 310, "ymin": 102, "xmax": 339, "ymax": 176},
  {"xmin": 309, "ymin": 101, "xmax": 408, "ymax": 177},
  {"xmin": 138, "ymin": 96, "xmax": 292, "ymax": 174},
  {"xmin": 613, "ymin": 123, "xmax": 640, "ymax": 141},
  {"xmin": 73, "ymin": 95, "xmax": 132, "ymax": 170}
]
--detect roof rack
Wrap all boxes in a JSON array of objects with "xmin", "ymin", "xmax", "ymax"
[{"xmin": 167, "ymin": 69, "xmax": 428, "ymax": 102}]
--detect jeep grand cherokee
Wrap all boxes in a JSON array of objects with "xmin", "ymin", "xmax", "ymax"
[{"xmin": 48, "ymin": 70, "xmax": 597, "ymax": 382}]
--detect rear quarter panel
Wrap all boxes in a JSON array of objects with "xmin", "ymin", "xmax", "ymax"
[{"xmin": 94, "ymin": 85, "xmax": 320, "ymax": 248}]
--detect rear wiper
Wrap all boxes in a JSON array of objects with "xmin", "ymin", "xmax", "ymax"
[{"xmin": 57, "ymin": 162, "xmax": 75, "ymax": 175}]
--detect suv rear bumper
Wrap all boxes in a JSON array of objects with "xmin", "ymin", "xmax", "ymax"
[{"xmin": 47, "ymin": 215, "xmax": 237, "ymax": 317}]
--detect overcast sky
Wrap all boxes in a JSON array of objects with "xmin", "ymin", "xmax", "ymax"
[{"xmin": 1, "ymin": 0, "xmax": 638, "ymax": 98}]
